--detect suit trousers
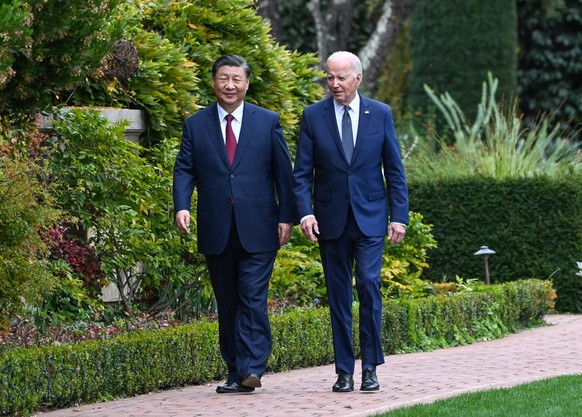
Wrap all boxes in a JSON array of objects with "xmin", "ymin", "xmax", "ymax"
[
  {"xmin": 205, "ymin": 216, "xmax": 277, "ymax": 381},
  {"xmin": 319, "ymin": 207, "xmax": 386, "ymax": 375}
]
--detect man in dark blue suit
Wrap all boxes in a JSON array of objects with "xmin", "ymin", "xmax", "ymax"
[
  {"xmin": 293, "ymin": 51, "xmax": 409, "ymax": 392},
  {"xmin": 173, "ymin": 54, "xmax": 295, "ymax": 393}
]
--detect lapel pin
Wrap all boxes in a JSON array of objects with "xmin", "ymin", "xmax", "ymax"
[{"xmin": 364, "ymin": 110, "xmax": 370, "ymax": 114}]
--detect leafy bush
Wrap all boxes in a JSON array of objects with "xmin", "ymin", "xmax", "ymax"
[
  {"xmin": 406, "ymin": 74, "xmax": 581, "ymax": 182},
  {"xmin": 409, "ymin": 174, "xmax": 582, "ymax": 312},
  {"xmin": 272, "ymin": 212, "xmax": 438, "ymax": 306},
  {"xmin": 403, "ymin": 75, "xmax": 582, "ymax": 312},
  {"xmin": 272, "ymin": 229, "xmax": 327, "ymax": 310},
  {"xmin": 67, "ymin": 0, "xmax": 324, "ymax": 147},
  {"xmin": 46, "ymin": 109, "xmax": 207, "ymax": 317},
  {"xmin": 382, "ymin": 212, "xmax": 438, "ymax": 298},
  {"xmin": 517, "ymin": 0, "xmax": 582, "ymax": 131},
  {"xmin": 0, "ymin": 0, "xmax": 32, "ymax": 91},
  {"xmin": 0, "ymin": 156, "xmax": 61, "ymax": 328},
  {"xmin": 0, "ymin": 0, "xmax": 123, "ymax": 114}
]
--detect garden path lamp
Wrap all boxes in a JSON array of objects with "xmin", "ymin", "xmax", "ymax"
[{"xmin": 474, "ymin": 245, "xmax": 495, "ymax": 285}]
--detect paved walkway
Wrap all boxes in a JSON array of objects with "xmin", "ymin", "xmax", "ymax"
[{"xmin": 35, "ymin": 314, "xmax": 582, "ymax": 417}]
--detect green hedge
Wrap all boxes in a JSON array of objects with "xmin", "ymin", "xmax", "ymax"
[
  {"xmin": 408, "ymin": 0, "xmax": 517, "ymax": 124},
  {"xmin": 0, "ymin": 279, "xmax": 554, "ymax": 416},
  {"xmin": 409, "ymin": 174, "xmax": 582, "ymax": 312}
]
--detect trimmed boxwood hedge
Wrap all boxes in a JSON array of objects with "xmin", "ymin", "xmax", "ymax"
[
  {"xmin": 409, "ymin": 174, "xmax": 582, "ymax": 312},
  {"xmin": 0, "ymin": 279, "xmax": 554, "ymax": 416}
]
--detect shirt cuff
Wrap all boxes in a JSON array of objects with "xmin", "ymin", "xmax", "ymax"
[{"xmin": 390, "ymin": 222, "xmax": 407, "ymax": 227}]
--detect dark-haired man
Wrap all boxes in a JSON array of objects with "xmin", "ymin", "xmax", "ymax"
[{"xmin": 173, "ymin": 54, "xmax": 295, "ymax": 393}]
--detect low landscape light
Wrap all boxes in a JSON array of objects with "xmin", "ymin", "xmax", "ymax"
[{"xmin": 474, "ymin": 245, "xmax": 496, "ymax": 285}]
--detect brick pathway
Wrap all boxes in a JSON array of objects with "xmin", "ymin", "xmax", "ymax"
[{"xmin": 34, "ymin": 314, "xmax": 582, "ymax": 417}]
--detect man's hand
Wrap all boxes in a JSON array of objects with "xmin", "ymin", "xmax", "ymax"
[
  {"xmin": 175, "ymin": 210, "xmax": 191, "ymax": 234},
  {"xmin": 388, "ymin": 222, "xmax": 406, "ymax": 245},
  {"xmin": 301, "ymin": 216, "xmax": 320, "ymax": 243},
  {"xmin": 278, "ymin": 223, "xmax": 293, "ymax": 246}
]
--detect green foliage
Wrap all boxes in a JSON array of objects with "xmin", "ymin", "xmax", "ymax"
[
  {"xmin": 517, "ymin": 0, "xmax": 582, "ymax": 130},
  {"xmin": 409, "ymin": 0, "xmax": 517, "ymax": 125},
  {"xmin": 0, "ymin": 0, "xmax": 32, "ymax": 90},
  {"xmin": 67, "ymin": 2, "xmax": 201, "ymax": 144},
  {"xmin": 67, "ymin": 0, "xmax": 324, "ymax": 147},
  {"xmin": 46, "ymin": 109, "xmax": 208, "ymax": 316},
  {"xmin": 0, "ymin": 0, "xmax": 123, "ymax": 114},
  {"xmin": 381, "ymin": 212, "xmax": 438, "ymax": 298},
  {"xmin": 271, "ymin": 229, "xmax": 327, "ymax": 309},
  {"xmin": 272, "ymin": 212, "xmax": 438, "ymax": 307},
  {"xmin": 0, "ymin": 157, "xmax": 61, "ymax": 328},
  {"xmin": 35, "ymin": 258, "xmax": 99, "ymax": 325},
  {"xmin": 403, "ymin": 76, "xmax": 582, "ymax": 312},
  {"xmin": 406, "ymin": 74, "xmax": 581, "ymax": 182},
  {"xmin": 269, "ymin": 308, "xmax": 335, "ymax": 370},
  {"xmin": 0, "ymin": 320, "xmax": 222, "ymax": 415},
  {"xmin": 0, "ymin": 279, "xmax": 554, "ymax": 416}
]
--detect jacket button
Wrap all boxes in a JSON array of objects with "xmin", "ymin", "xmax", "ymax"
[
  {"xmin": 230, "ymin": 174, "xmax": 235, "ymax": 179},
  {"xmin": 226, "ymin": 197, "xmax": 232, "ymax": 203}
]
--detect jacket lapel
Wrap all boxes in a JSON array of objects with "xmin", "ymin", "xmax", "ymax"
[
  {"xmin": 352, "ymin": 94, "xmax": 370, "ymax": 162},
  {"xmin": 323, "ymin": 97, "xmax": 347, "ymax": 163},
  {"xmin": 206, "ymin": 103, "xmax": 231, "ymax": 167},
  {"xmin": 234, "ymin": 102, "xmax": 255, "ymax": 168}
]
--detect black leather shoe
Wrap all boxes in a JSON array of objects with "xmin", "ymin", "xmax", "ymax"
[
  {"xmin": 360, "ymin": 369, "xmax": 380, "ymax": 391},
  {"xmin": 332, "ymin": 373, "xmax": 354, "ymax": 392},
  {"xmin": 216, "ymin": 380, "xmax": 255, "ymax": 393},
  {"xmin": 241, "ymin": 373, "xmax": 262, "ymax": 388}
]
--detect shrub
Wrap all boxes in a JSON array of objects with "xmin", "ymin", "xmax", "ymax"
[
  {"xmin": 517, "ymin": 0, "xmax": 582, "ymax": 131},
  {"xmin": 46, "ymin": 109, "xmax": 207, "ymax": 316},
  {"xmin": 0, "ymin": 156, "xmax": 61, "ymax": 327},
  {"xmin": 0, "ymin": 0, "xmax": 123, "ymax": 114},
  {"xmin": 66, "ymin": 0, "xmax": 324, "ymax": 147},
  {"xmin": 407, "ymin": 74, "xmax": 581, "ymax": 182},
  {"xmin": 0, "ymin": 279, "xmax": 554, "ymax": 416},
  {"xmin": 271, "ymin": 212, "xmax": 438, "ymax": 307}
]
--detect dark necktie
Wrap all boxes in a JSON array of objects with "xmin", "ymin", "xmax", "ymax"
[
  {"xmin": 342, "ymin": 105, "xmax": 354, "ymax": 162},
  {"xmin": 225, "ymin": 114, "xmax": 236, "ymax": 164}
]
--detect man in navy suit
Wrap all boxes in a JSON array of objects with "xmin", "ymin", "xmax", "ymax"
[
  {"xmin": 293, "ymin": 51, "xmax": 409, "ymax": 392},
  {"xmin": 173, "ymin": 54, "xmax": 295, "ymax": 393}
]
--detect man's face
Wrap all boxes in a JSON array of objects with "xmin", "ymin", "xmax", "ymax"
[
  {"xmin": 326, "ymin": 57, "xmax": 361, "ymax": 106},
  {"xmin": 212, "ymin": 65, "xmax": 249, "ymax": 112}
]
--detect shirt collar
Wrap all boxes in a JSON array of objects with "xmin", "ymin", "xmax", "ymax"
[
  {"xmin": 217, "ymin": 102, "xmax": 244, "ymax": 122},
  {"xmin": 333, "ymin": 93, "xmax": 360, "ymax": 115}
]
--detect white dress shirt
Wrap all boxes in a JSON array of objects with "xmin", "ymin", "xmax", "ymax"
[{"xmin": 217, "ymin": 103, "xmax": 244, "ymax": 143}]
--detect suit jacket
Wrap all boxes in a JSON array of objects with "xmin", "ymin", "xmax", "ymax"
[
  {"xmin": 173, "ymin": 102, "xmax": 295, "ymax": 255},
  {"xmin": 293, "ymin": 94, "xmax": 409, "ymax": 239}
]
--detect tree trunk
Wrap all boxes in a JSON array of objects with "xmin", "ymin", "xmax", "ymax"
[
  {"xmin": 359, "ymin": 0, "xmax": 417, "ymax": 94},
  {"xmin": 256, "ymin": 0, "xmax": 282, "ymax": 40},
  {"xmin": 307, "ymin": 0, "xmax": 354, "ymax": 69},
  {"xmin": 256, "ymin": 0, "xmax": 418, "ymax": 94}
]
